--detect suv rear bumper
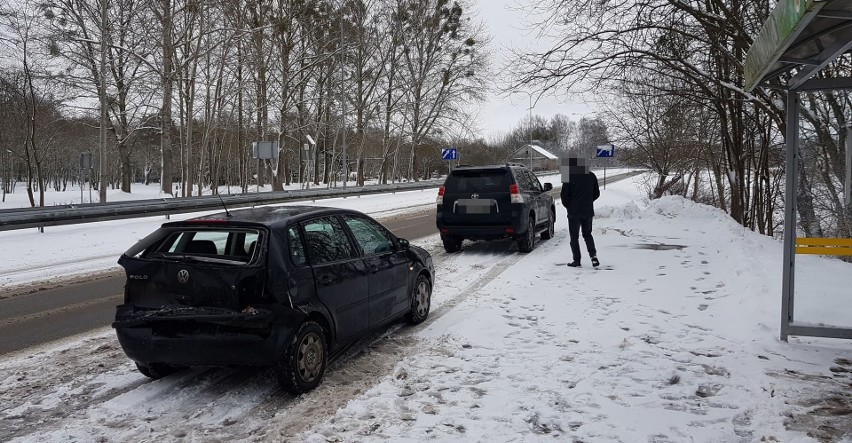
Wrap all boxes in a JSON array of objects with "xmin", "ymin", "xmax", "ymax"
[
  {"xmin": 437, "ymin": 216, "xmax": 529, "ymax": 240},
  {"xmin": 113, "ymin": 304, "xmax": 300, "ymax": 366},
  {"xmin": 438, "ymin": 225, "xmax": 516, "ymax": 241}
]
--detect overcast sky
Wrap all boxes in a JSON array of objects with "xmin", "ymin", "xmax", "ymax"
[{"xmin": 470, "ymin": 0, "xmax": 595, "ymax": 140}]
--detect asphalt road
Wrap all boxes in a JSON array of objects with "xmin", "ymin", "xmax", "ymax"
[{"xmin": 0, "ymin": 172, "xmax": 639, "ymax": 356}]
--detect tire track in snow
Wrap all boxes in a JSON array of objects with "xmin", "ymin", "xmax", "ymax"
[{"xmin": 1, "ymin": 236, "xmax": 527, "ymax": 442}]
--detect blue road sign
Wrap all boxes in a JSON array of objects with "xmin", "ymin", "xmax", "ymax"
[
  {"xmin": 596, "ymin": 144, "xmax": 615, "ymax": 158},
  {"xmin": 441, "ymin": 148, "xmax": 458, "ymax": 160}
]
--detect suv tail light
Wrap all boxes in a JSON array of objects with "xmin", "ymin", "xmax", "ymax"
[
  {"xmin": 510, "ymin": 184, "xmax": 524, "ymax": 204},
  {"xmin": 436, "ymin": 186, "xmax": 445, "ymax": 205}
]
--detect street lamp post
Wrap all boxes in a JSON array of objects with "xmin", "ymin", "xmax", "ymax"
[
  {"xmin": 528, "ymin": 93, "xmax": 533, "ymax": 147},
  {"xmin": 337, "ymin": 0, "xmax": 348, "ymax": 189},
  {"xmin": 526, "ymin": 91, "xmax": 534, "ymax": 169},
  {"xmin": 98, "ymin": 0, "xmax": 108, "ymax": 203},
  {"xmin": 513, "ymin": 90, "xmax": 536, "ymax": 168}
]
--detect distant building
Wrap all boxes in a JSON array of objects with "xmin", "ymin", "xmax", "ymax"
[{"xmin": 508, "ymin": 144, "xmax": 558, "ymax": 171}]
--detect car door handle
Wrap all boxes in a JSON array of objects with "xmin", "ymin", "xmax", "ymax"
[{"xmin": 319, "ymin": 274, "xmax": 333, "ymax": 285}]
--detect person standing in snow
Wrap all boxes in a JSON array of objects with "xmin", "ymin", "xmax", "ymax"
[{"xmin": 559, "ymin": 154, "xmax": 600, "ymax": 267}]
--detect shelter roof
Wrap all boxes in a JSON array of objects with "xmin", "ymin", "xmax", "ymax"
[{"xmin": 745, "ymin": 0, "xmax": 852, "ymax": 92}]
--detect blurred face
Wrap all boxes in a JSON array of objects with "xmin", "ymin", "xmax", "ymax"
[{"xmin": 560, "ymin": 154, "xmax": 589, "ymax": 182}]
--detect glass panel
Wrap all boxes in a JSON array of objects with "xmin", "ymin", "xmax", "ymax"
[
  {"xmin": 513, "ymin": 169, "xmax": 530, "ymax": 191},
  {"xmin": 343, "ymin": 216, "xmax": 395, "ymax": 255},
  {"xmin": 303, "ymin": 217, "xmax": 356, "ymax": 264},
  {"xmin": 527, "ymin": 170, "xmax": 542, "ymax": 191},
  {"xmin": 792, "ymin": 119, "xmax": 852, "ymax": 329},
  {"xmin": 288, "ymin": 226, "xmax": 306, "ymax": 266},
  {"xmin": 150, "ymin": 229, "xmax": 260, "ymax": 263},
  {"xmin": 445, "ymin": 170, "xmax": 510, "ymax": 193}
]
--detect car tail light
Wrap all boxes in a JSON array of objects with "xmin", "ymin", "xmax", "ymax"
[
  {"xmin": 505, "ymin": 228, "xmax": 515, "ymax": 234},
  {"xmin": 436, "ymin": 186, "xmax": 445, "ymax": 205},
  {"xmin": 510, "ymin": 184, "xmax": 524, "ymax": 204}
]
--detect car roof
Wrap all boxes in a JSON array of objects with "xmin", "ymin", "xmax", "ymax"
[
  {"xmin": 163, "ymin": 205, "xmax": 365, "ymax": 229},
  {"xmin": 451, "ymin": 164, "xmax": 520, "ymax": 173}
]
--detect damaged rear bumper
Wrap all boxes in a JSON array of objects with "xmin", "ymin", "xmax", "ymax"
[{"xmin": 112, "ymin": 304, "xmax": 302, "ymax": 367}]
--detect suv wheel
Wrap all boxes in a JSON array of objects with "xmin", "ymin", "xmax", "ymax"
[
  {"xmin": 405, "ymin": 274, "xmax": 432, "ymax": 324},
  {"xmin": 517, "ymin": 215, "xmax": 536, "ymax": 253},
  {"xmin": 442, "ymin": 235, "xmax": 463, "ymax": 253},
  {"xmin": 276, "ymin": 321, "xmax": 327, "ymax": 394},
  {"xmin": 541, "ymin": 209, "xmax": 555, "ymax": 240}
]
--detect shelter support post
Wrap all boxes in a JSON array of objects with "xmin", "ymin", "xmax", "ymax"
[
  {"xmin": 780, "ymin": 91, "xmax": 799, "ymax": 342},
  {"xmin": 846, "ymin": 125, "xmax": 852, "ymax": 208}
]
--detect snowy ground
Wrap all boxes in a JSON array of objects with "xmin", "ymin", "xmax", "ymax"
[{"xmin": 1, "ymin": 173, "xmax": 851, "ymax": 442}]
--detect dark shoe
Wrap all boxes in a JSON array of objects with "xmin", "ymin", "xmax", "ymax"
[
  {"xmin": 591, "ymin": 256, "xmax": 600, "ymax": 267},
  {"xmin": 567, "ymin": 261, "xmax": 581, "ymax": 267}
]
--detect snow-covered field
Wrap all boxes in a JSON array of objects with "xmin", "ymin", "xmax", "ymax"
[{"xmin": 1, "ymin": 173, "xmax": 850, "ymax": 442}]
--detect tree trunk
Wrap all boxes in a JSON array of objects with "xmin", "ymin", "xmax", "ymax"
[
  {"xmin": 118, "ymin": 139, "xmax": 131, "ymax": 193},
  {"xmin": 796, "ymin": 164, "xmax": 823, "ymax": 238},
  {"xmin": 160, "ymin": 0, "xmax": 174, "ymax": 196}
]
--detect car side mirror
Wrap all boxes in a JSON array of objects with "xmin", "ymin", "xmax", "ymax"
[
  {"xmin": 398, "ymin": 238, "xmax": 410, "ymax": 250},
  {"xmin": 543, "ymin": 182, "xmax": 553, "ymax": 191}
]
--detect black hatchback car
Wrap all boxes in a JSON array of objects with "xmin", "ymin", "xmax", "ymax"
[
  {"xmin": 113, "ymin": 206, "xmax": 434, "ymax": 393},
  {"xmin": 436, "ymin": 164, "xmax": 555, "ymax": 253}
]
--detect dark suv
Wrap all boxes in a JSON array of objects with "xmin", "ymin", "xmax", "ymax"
[
  {"xmin": 435, "ymin": 164, "xmax": 555, "ymax": 253},
  {"xmin": 113, "ymin": 206, "xmax": 434, "ymax": 394}
]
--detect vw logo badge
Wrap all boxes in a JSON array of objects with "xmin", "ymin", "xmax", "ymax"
[
  {"xmin": 177, "ymin": 269, "xmax": 190, "ymax": 284},
  {"xmin": 471, "ymin": 193, "xmax": 479, "ymax": 199}
]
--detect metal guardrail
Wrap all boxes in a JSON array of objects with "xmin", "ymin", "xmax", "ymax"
[
  {"xmin": 0, "ymin": 169, "xmax": 602, "ymax": 233},
  {"xmin": 0, "ymin": 179, "xmax": 447, "ymax": 232}
]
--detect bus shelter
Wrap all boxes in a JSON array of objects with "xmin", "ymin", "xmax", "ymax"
[{"xmin": 745, "ymin": 0, "xmax": 852, "ymax": 340}]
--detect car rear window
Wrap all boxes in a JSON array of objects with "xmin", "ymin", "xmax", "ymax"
[
  {"xmin": 149, "ymin": 229, "xmax": 260, "ymax": 263},
  {"xmin": 444, "ymin": 169, "xmax": 510, "ymax": 193}
]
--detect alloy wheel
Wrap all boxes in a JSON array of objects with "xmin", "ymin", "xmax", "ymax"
[{"xmin": 415, "ymin": 280, "xmax": 429, "ymax": 317}]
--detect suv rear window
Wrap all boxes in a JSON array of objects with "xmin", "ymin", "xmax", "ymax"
[
  {"xmin": 148, "ymin": 229, "xmax": 260, "ymax": 264},
  {"xmin": 445, "ymin": 169, "xmax": 510, "ymax": 193}
]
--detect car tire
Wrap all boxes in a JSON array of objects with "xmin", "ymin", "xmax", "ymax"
[
  {"xmin": 517, "ymin": 215, "xmax": 536, "ymax": 253},
  {"xmin": 136, "ymin": 362, "xmax": 182, "ymax": 380},
  {"xmin": 276, "ymin": 321, "xmax": 327, "ymax": 394},
  {"xmin": 442, "ymin": 236, "xmax": 463, "ymax": 253},
  {"xmin": 405, "ymin": 274, "xmax": 432, "ymax": 324},
  {"xmin": 541, "ymin": 209, "xmax": 555, "ymax": 240}
]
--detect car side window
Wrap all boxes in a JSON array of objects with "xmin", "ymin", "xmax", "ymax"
[
  {"xmin": 302, "ymin": 217, "xmax": 357, "ymax": 264},
  {"xmin": 287, "ymin": 226, "xmax": 307, "ymax": 266},
  {"xmin": 513, "ymin": 168, "xmax": 530, "ymax": 192},
  {"xmin": 527, "ymin": 171, "xmax": 542, "ymax": 192},
  {"xmin": 343, "ymin": 216, "xmax": 395, "ymax": 255}
]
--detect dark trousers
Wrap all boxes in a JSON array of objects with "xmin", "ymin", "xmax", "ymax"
[{"xmin": 568, "ymin": 217, "xmax": 596, "ymax": 262}]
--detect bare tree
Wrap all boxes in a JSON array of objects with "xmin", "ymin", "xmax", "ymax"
[
  {"xmin": 510, "ymin": 0, "xmax": 785, "ymax": 230},
  {"xmin": 153, "ymin": 0, "xmax": 175, "ymax": 195},
  {"xmin": 43, "ymin": 0, "xmax": 158, "ymax": 195},
  {"xmin": 0, "ymin": 1, "xmax": 62, "ymax": 207},
  {"xmin": 398, "ymin": 0, "xmax": 487, "ymax": 180}
]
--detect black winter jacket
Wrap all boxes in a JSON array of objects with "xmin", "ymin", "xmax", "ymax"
[{"xmin": 560, "ymin": 172, "xmax": 600, "ymax": 218}]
